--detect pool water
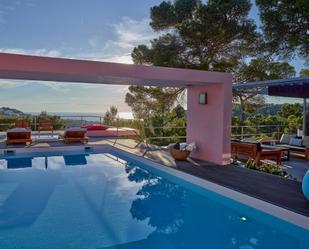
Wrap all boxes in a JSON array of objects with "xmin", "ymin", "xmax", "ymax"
[{"xmin": 0, "ymin": 151, "xmax": 308, "ymax": 249}]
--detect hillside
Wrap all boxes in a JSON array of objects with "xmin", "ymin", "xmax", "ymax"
[{"xmin": 0, "ymin": 107, "xmax": 24, "ymax": 117}]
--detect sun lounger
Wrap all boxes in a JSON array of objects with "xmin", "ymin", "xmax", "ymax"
[
  {"xmin": 5, "ymin": 128, "xmax": 32, "ymax": 145},
  {"xmin": 38, "ymin": 119, "xmax": 54, "ymax": 133},
  {"xmin": 59, "ymin": 128, "xmax": 88, "ymax": 143},
  {"xmin": 15, "ymin": 119, "xmax": 30, "ymax": 129}
]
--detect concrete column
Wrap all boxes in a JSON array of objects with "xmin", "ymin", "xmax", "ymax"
[{"xmin": 186, "ymin": 83, "xmax": 232, "ymax": 165}]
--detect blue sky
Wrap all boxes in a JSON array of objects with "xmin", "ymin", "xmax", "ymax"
[{"xmin": 0, "ymin": 0, "xmax": 306, "ymax": 113}]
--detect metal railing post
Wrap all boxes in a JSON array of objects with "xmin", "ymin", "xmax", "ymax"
[{"xmin": 34, "ymin": 116, "xmax": 37, "ymax": 131}]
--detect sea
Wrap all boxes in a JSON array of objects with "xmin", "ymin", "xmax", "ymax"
[{"xmin": 25, "ymin": 112, "xmax": 134, "ymax": 121}]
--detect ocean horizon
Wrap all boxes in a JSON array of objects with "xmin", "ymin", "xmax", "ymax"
[{"xmin": 25, "ymin": 111, "xmax": 134, "ymax": 121}]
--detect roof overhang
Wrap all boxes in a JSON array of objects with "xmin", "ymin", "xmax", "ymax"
[
  {"xmin": 233, "ymin": 77, "xmax": 309, "ymax": 99},
  {"xmin": 0, "ymin": 53, "xmax": 232, "ymax": 87}
]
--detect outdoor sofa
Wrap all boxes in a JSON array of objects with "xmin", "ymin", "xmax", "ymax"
[
  {"xmin": 231, "ymin": 140, "xmax": 282, "ymax": 165},
  {"xmin": 262, "ymin": 134, "xmax": 309, "ymax": 160}
]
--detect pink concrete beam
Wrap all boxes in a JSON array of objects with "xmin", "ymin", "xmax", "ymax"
[
  {"xmin": 0, "ymin": 52, "xmax": 233, "ymax": 165},
  {"xmin": 0, "ymin": 53, "xmax": 231, "ymax": 87}
]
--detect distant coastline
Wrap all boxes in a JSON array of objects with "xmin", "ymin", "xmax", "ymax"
[{"xmin": 25, "ymin": 111, "xmax": 134, "ymax": 120}]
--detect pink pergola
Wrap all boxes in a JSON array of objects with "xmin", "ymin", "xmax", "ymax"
[{"xmin": 0, "ymin": 53, "xmax": 232, "ymax": 165}]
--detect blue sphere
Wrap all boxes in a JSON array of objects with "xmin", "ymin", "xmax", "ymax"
[{"xmin": 302, "ymin": 170, "xmax": 309, "ymax": 201}]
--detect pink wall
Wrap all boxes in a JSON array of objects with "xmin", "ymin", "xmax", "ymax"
[{"xmin": 187, "ymin": 83, "xmax": 232, "ymax": 165}]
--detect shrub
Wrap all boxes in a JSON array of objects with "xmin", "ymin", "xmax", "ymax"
[{"xmin": 245, "ymin": 159, "xmax": 290, "ymax": 178}]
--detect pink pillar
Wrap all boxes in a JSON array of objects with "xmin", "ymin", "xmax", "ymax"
[{"xmin": 187, "ymin": 83, "xmax": 232, "ymax": 165}]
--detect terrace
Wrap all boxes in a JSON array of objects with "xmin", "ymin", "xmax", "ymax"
[
  {"xmin": 0, "ymin": 53, "xmax": 308, "ymax": 247},
  {"xmin": 0, "ymin": 113, "xmax": 309, "ymax": 218}
]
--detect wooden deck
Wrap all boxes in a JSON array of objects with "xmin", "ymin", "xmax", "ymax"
[{"xmin": 0, "ymin": 134, "xmax": 308, "ymax": 217}]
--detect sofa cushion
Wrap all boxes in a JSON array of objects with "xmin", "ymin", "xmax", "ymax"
[
  {"xmin": 7, "ymin": 128, "xmax": 31, "ymax": 133},
  {"xmin": 289, "ymin": 138, "xmax": 302, "ymax": 146},
  {"xmin": 81, "ymin": 124, "xmax": 108, "ymax": 131},
  {"xmin": 280, "ymin": 144, "xmax": 305, "ymax": 151},
  {"xmin": 66, "ymin": 127, "xmax": 87, "ymax": 132},
  {"xmin": 302, "ymin": 136, "xmax": 309, "ymax": 147},
  {"xmin": 280, "ymin": 134, "xmax": 295, "ymax": 144}
]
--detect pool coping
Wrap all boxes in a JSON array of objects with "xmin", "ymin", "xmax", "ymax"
[{"xmin": 1, "ymin": 144, "xmax": 309, "ymax": 231}]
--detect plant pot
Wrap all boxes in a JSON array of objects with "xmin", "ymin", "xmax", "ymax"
[{"xmin": 170, "ymin": 148, "xmax": 190, "ymax": 161}]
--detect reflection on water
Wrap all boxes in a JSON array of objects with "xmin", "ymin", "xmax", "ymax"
[
  {"xmin": 123, "ymin": 164, "xmax": 309, "ymax": 249},
  {"xmin": 0, "ymin": 153, "xmax": 308, "ymax": 249},
  {"xmin": 126, "ymin": 165, "xmax": 185, "ymax": 234},
  {"xmin": 7, "ymin": 157, "xmax": 33, "ymax": 169},
  {"xmin": 63, "ymin": 154, "xmax": 88, "ymax": 166}
]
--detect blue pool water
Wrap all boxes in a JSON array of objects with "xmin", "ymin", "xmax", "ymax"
[{"xmin": 0, "ymin": 150, "xmax": 308, "ymax": 249}]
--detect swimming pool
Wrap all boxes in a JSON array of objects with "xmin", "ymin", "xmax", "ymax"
[{"xmin": 0, "ymin": 146, "xmax": 308, "ymax": 249}]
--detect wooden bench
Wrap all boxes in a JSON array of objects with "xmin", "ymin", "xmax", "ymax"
[{"xmin": 231, "ymin": 141, "xmax": 282, "ymax": 165}]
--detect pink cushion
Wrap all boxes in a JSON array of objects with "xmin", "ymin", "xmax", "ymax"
[{"xmin": 81, "ymin": 124, "xmax": 108, "ymax": 131}]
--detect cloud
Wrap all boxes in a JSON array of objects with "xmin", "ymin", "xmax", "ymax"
[
  {"xmin": 83, "ymin": 17, "xmax": 155, "ymax": 64},
  {"xmin": 0, "ymin": 80, "xmax": 28, "ymax": 89},
  {"xmin": 0, "ymin": 79, "xmax": 71, "ymax": 92},
  {"xmin": 0, "ymin": 48, "xmax": 62, "ymax": 57}
]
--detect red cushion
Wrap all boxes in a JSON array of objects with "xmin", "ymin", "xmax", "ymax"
[{"xmin": 81, "ymin": 124, "xmax": 108, "ymax": 131}]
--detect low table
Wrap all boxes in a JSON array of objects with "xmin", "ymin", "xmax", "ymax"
[{"xmin": 262, "ymin": 144, "xmax": 290, "ymax": 161}]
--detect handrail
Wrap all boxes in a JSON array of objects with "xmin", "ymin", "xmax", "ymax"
[{"xmin": 0, "ymin": 115, "xmax": 291, "ymax": 144}]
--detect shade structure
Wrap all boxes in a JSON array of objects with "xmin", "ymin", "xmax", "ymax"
[
  {"xmin": 233, "ymin": 77, "xmax": 309, "ymax": 135},
  {"xmin": 0, "ymin": 52, "xmax": 233, "ymax": 165},
  {"xmin": 269, "ymin": 84, "xmax": 309, "ymax": 98}
]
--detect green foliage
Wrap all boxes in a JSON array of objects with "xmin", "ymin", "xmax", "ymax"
[
  {"xmin": 0, "ymin": 111, "xmax": 65, "ymax": 131},
  {"xmin": 0, "ymin": 115, "xmax": 21, "ymax": 131},
  {"xmin": 232, "ymin": 58, "xmax": 295, "ymax": 125},
  {"xmin": 144, "ymin": 105, "xmax": 186, "ymax": 145},
  {"xmin": 232, "ymin": 103, "xmax": 303, "ymax": 139},
  {"xmin": 256, "ymin": 0, "xmax": 309, "ymax": 63},
  {"xmin": 277, "ymin": 103, "xmax": 302, "ymax": 119},
  {"xmin": 37, "ymin": 111, "xmax": 65, "ymax": 130},
  {"xmin": 133, "ymin": 0, "xmax": 259, "ymax": 70},
  {"xmin": 103, "ymin": 106, "xmax": 118, "ymax": 126},
  {"xmin": 125, "ymin": 86, "xmax": 184, "ymax": 120},
  {"xmin": 245, "ymin": 159, "xmax": 290, "ymax": 178},
  {"xmin": 300, "ymin": 69, "xmax": 309, "ymax": 77},
  {"xmin": 277, "ymin": 104, "xmax": 303, "ymax": 134}
]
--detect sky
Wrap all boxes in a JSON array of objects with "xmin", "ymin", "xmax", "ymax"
[{"xmin": 0, "ymin": 0, "xmax": 306, "ymax": 113}]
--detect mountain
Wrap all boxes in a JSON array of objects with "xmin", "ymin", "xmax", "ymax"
[{"xmin": 0, "ymin": 107, "xmax": 24, "ymax": 117}]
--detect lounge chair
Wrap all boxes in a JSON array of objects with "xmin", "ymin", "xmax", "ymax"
[
  {"xmin": 38, "ymin": 119, "xmax": 54, "ymax": 134},
  {"xmin": 59, "ymin": 128, "xmax": 88, "ymax": 143},
  {"xmin": 15, "ymin": 119, "xmax": 30, "ymax": 129},
  {"xmin": 231, "ymin": 140, "xmax": 282, "ymax": 165},
  {"xmin": 5, "ymin": 128, "xmax": 32, "ymax": 145}
]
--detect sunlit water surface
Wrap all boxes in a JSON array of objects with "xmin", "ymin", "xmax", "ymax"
[{"xmin": 0, "ymin": 152, "xmax": 308, "ymax": 249}]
